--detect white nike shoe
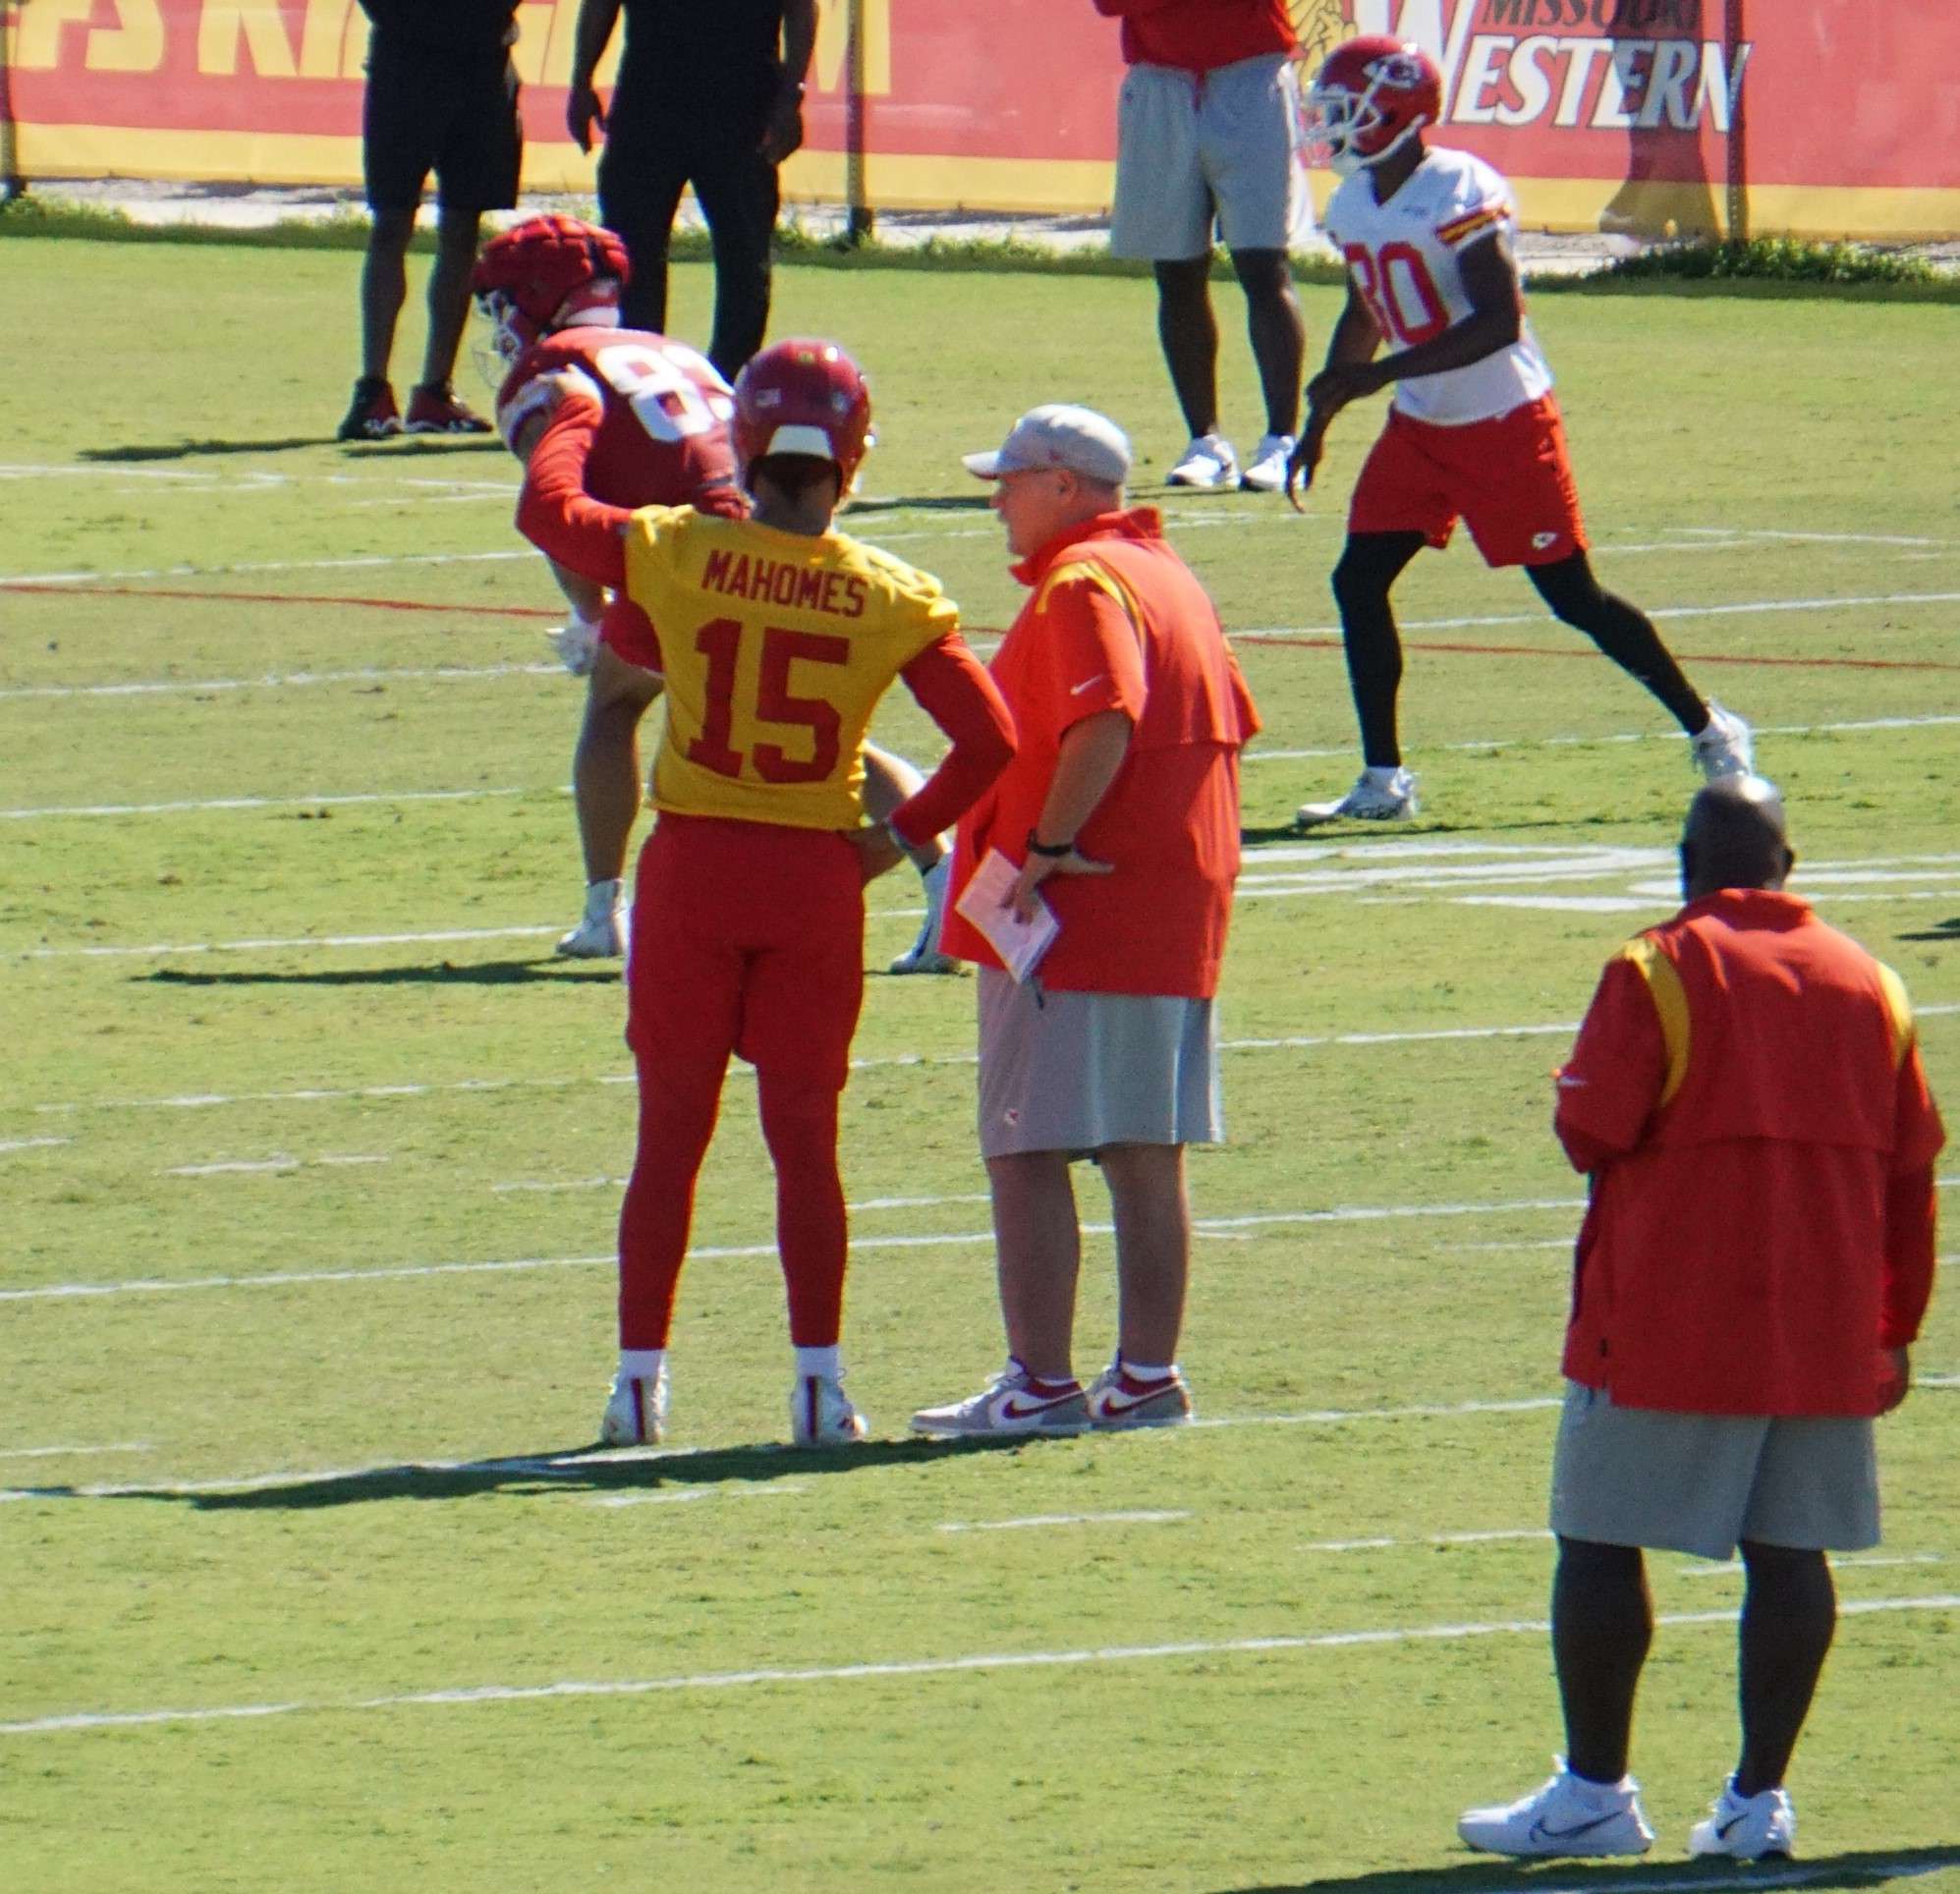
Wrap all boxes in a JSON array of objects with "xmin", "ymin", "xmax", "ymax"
[
  {"xmin": 1458, "ymin": 1760, "xmax": 1654, "ymax": 1859},
  {"xmin": 1688, "ymin": 1778, "xmax": 1796, "ymax": 1861},
  {"xmin": 1166, "ymin": 434, "xmax": 1240, "ymax": 489},
  {"xmin": 1295, "ymin": 767, "xmax": 1420, "ymax": 828},
  {"xmin": 911, "ymin": 1361, "xmax": 1091, "ymax": 1437},
  {"xmin": 1240, "ymin": 433, "xmax": 1297, "ymax": 493},
  {"xmin": 1690, "ymin": 700, "xmax": 1755, "ymax": 781},
  {"xmin": 557, "ymin": 878, "xmax": 627, "ymax": 959},
  {"xmin": 599, "ymin": 1365, "xmax": 668, "ymax": 1447},
  {"xmin": 1085, "ymin": 1362, "xmax": 1194, "ymax": 1429},
  {"xmin": 790, "ymin": 1373, "xmax": 868, "ymax": 1448},
  {"xmin": 888, "ymin": 855, "xmax": 961, "ymax": 975}
]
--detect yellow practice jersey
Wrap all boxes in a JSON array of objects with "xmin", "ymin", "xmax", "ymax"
[{"xmin": 622, "ymin": 507, "xmax": 959, "ymax": 830}]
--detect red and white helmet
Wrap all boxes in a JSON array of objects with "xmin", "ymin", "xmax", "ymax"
[
  {"xmin": 471, "ymin": 215, "xmax": 630, "ymax": 364},
  {"xmin": 1305, "ymin": 35, "xmax": 1442, "ymax": 177},
  {"xmin": 731, "ymin": 338, "xmax": 874, "ymax": 487}
]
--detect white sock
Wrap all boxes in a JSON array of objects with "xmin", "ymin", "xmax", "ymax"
[
  {"xmin": 794, "ymin": 1345, "xmax": 842, "ymax": 1381},
  {"xmin": 1363, "ymin": 765, "xmax": 1404, "ymax": 788},
  {"xmin": 587, "ymin": 877, "xmax": 623, "ymax": 919},
  {"xmin": 1120, "ymin": 1359, "xmax": 1175, "ymax": 1382},
  {"xmin": 618, "ymin": 1347, "xmax": 665, "ymax": 1380}
]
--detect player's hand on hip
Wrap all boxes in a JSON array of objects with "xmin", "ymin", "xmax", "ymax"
[
  {"xmin": 758, "ymin": 96, "xmax": 806, "ymax": 164},
  {"xmin": 1876, "ymin": 1344, "xmax": 1912, "ymax": 1415},
  {"xmin": 1008, "ymin": 847, "xmax": 1110, "ymax": 921},
  {"xmin": 567, "ymin": 83, "xmax": 605, "ymax": 153},
  {"xmin": 843, "ymin": 822, "xmax": 906, "ymax": 885}
]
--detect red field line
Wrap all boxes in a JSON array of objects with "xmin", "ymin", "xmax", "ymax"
[{"xmin": 1234, "ymin": 633, "xmax": 1960, "ymax": 674}]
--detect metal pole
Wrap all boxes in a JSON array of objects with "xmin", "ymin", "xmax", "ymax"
[
  {"xmin": 845, "ymin": 0, "xmax": 874, "ymax": 245},
  {"xmin": 1723, "ymin": 0, "xmax": 1748, "ymax": 242}
]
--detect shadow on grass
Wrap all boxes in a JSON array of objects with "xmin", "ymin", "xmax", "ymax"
[
  {"xmin": 1895, "ymin": 919, "xmax": 1959, "ymax": 943},
  {"xmin": 142, "ymin": 960, "xmax": 616, "ymax": 988},
  {"xmin": 79, "ymin": 1433, "xmax": 1041, "ymax": 1512},
  {"xmin": 1211, "ymin": 1842, "xmax": 1960, "ymax": 1892},
  {"xmin": 79, "ymin": 436, "xmax": 328, "ymax": 462}
]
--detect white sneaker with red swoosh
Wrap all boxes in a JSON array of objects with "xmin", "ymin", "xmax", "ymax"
[
  {"xmin": 910, "ymin": 1362, "xmax": 1090, "ymax": 1437},
  {"xmin": 1458, "ymin": 1760, "xmax": 1653, "ymax": 1858},
  {"xmin": 1085, "ymin": 1364, "xmax": 1194, "ymax": 1429}
]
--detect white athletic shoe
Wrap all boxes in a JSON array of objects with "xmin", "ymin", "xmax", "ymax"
[
  {"xmin": 888, "ymin": 856, "xmax": 961, "ymax": 975},
  {"xmin": 1691, "ymin": 700, "xmax": 1755, "ymax": 781},
  {"xmin": 599, "ymin": 1365, "xmax": 668, "ymax": 1447},
  {"xmin": 1166, "ymin": 434, "xmax": 1240, "ymax": 489},
  {"xmin": 1688, "ymin": 1778, "xmax": 1797, "ymax": 1860},
  {"xmin": 1085, "ymin": 1363, "xmax": 1194, "ymax": 1429},
  {"xmin": 790, "ymin": 1373, "xmax": 868, "ymax": 1448},
  {"xmin": 911, "ymin": 1361, "xmax": 1092, "ymax": 1437},
  {"xmin": 1295, "ymin": 766, "xmax": 1420, "ymax": 828},
  {"xmin": 1459, "ymin": 1760, "xmax": 1654, "ymax": 1859},
  {"xmin": 557, "ymin": 878, "xmax": 627, "ymax": 959},
  {"xmin": 1240, "ymin": 433, "xmax": 1297, "ymax": 493}
]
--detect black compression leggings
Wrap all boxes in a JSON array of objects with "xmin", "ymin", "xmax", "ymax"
[{"xmin": 1329, "ymin": 534, "xmax": 1709, "ymax": 766}]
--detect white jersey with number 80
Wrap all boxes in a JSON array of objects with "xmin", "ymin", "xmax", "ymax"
[{"xmin": 1323, "ymin": 145, "xmax": 1553, "ymax": 426}]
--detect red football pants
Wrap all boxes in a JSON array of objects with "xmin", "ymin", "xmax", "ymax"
[{"xmin": 616, "ymin": 815, "xmax": 866, "ymax": 1350}]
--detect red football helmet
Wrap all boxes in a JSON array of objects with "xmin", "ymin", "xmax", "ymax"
[
  {"xmin": 472, "ymin": 215, "xmax": 630, "ymax": 363},
  {"xmin": 731, "ymin": 338, "xmax": 874, "ymax": 487},
  {"xmin": 1305, "ymin": 35, "xmax": 1442, "ymax": 177}
]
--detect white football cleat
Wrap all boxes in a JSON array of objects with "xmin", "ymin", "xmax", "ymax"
[
  {"xmin": 790, "ymin": 1373, "xmax": 868, "ymax": 1448},
  {"xmin": 1295, "ymin": 767, "xmax": 1420, "ymax": 828},
  {"xmin": 1166, "ymin": 434, "xmax": 1240, "ymax": 489},
  {"xmin": 1690, "ymin": 700, "xmax": 1755, "ymax": 781},
  {"xmin": 557, "ymin": 878, "xmax": 627, "ymax": 959},
  {"xmin": 889, "ymin": 855, "xmax": 962, "ymax": 975},
  {"xmin": 1459, "ymin": 1760, "xmax": 1654, "ymax": 1859},
  {"xmin": 1688, "ymin": 1778, "xmax": 1796, "ymax": 1860},
  {"xmin": 1240, "ymin": 432, "xmax": 1297, "ymax": 493},
  {"xmin": 599, "ymin": 1365, "xmax": 668, "ymax": 1447},
  {"xmin": 911, "ymin": 1362, "xmax": 1091, "ymax": 1437}
]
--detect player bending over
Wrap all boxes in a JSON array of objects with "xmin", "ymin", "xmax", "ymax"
[
  {"xmin": 1285, "ymin": 37, "xmax": 1752, "ymax": 826},
  {"xmin": 517, "ymin": 337, "xmax": 1015, "ymax": 1446},
  {"xmin": 474, "ymin": 215, "xmax": 962, "ymax": 970}
]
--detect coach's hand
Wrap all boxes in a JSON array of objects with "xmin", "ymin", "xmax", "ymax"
[
  {"xmin": 567, "ymin": 80, "xmax": 606, "ymax": 154},
  {"xmin": 843, "ymin": 821, "xmax": 906, "ymax": 885},
  {"xmin": 1007, "ymin": 846, "xmax": 1110, "ymax": 921}
]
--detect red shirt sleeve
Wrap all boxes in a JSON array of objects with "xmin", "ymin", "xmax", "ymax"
[
  {"xmin": 1879, "ymin": 1041, "xmax": 1946, "ymax": 1347},
  {"xmin": 888, "ymin": 635, "xmax": 1017, "ymax": 847},
  {"xmin": 1553, "ymin": 952, "xmax": 1666, "ymax": 1173},
  {"xmin": 514, "ymin": 394, "xmax": 632, "ymax": 589},
  {"xmin": 1034, "ymin": 572, "xmax": 1148, "ymax": 733}
]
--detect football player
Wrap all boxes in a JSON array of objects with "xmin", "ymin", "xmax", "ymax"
[
  {"xmin": 1285, "ymin": 37, "xmax": 1753, "ymax": 825},
  {"xmin": 473, "ymin": 215, "xmax": 961, "ymax": 969},
  {"xmin": 515, "ymin": 337, "xmax": 1016, "ymax": 1447}
]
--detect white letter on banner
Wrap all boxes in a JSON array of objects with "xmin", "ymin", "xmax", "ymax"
[
  {"xmin": 197, "ymin": 0, "xmax": 301, "ymax": 79},
  {"xmin": 1693, "ymin": 38, "xmax": 1751, "ymax": 135},
  {"xmin": 1552, "ymin": 36, "xmax": 1610, "ymax": 128},
  {"xmin": 1452, "ymin": 35, "xmax": 1508, "ymax": 125},
  {"xmin": 1638, "ymin": 36, "xmax": 1699, "ymax": 129},
  {"xmin": 1496, "ymin": 33, "xmax": 1556, "ymax": 127},
  {"xmin": 1591, "ymin": 38, "xmax": 1646, "ymax": 130}
]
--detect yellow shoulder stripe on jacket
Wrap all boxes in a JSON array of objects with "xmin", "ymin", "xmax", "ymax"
[
  {"xmin": 1875, "ymin": 960, "xmax": 1915, "ymax": 1070},
  {"xmin": 1619, "ymin": 936, "xmax": 1691, "ymax": 1107},
  {"xmin": 1035, "ymin": 558, "xmax": 1148, "ymax": 648}
]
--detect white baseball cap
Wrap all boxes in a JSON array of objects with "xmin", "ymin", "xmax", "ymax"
[{"xmin": 963, "ymin": 404, "xmax": 1133, "ymax": 484}]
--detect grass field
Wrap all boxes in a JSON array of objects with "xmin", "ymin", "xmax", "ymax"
[{"xmin": 1, "ymin": 234, "xmax": 1955, "ymax": 1892}]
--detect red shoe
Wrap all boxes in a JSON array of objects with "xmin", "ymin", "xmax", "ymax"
[
  {"xmin": 404, "ymin": 383, "xmax": 493, "ymax": 434},
  {"xmin": 337, "ymin": 377, "xmax": 401, "ymax": 441}
]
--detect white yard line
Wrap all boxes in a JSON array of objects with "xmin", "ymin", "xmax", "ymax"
[
  {"xmin": 24, "ymin": 924, "xmax": 562, "ymax": 961},
  {"xmin": 0, "ymin": 1442, "xmax": 149, "ymax": 1461},
  {"xmin": 0, "ymin": 667, "xmax": 555, "ymax": 707},
  {"xmin": 0, "ymin": 1595, "xmax": 1950, "ymax": 1740},
  {"xmin": 0, "ymin": 786, "xmax": 532, "ymax": 818},
  {"xmin": 588, "ymin": 1484, "xmax": 807, "ymax": 1511},
  {"xmin": 1298, "ymin": 1528, "xmax": 1550, "ymax": 1554},
  {"xmin": 162, "ymin": 1155, "xmax": 390, "ymax": 1179},
  {"xmin": 0, "ymin": 1136, "xmax": 70, "ymax": 1154},
  {"xmin": 939, "ymin": 1511, "xmax": 1191, "ymax": 1532}
]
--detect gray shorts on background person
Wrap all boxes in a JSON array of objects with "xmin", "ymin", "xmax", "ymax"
[
  {"xmin": 1549, "ymin": 1380, "xmax": 1880, "ymax": 1562},
  {"xmin": 1110, "ymin": 52, "xmax": 1308, "ymax": 260},
  {"xmin": 977, "ymin": 967, "xmax": 1221, "ymax": 1160}
]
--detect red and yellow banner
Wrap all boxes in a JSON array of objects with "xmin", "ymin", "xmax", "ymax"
[{"xmin": 3, "ymin": 0, "xmax": 1955, "ymax": 239}]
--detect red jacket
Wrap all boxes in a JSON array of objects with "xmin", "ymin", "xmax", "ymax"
[
  {"xmin": 1555, "ymin": 889, "xmax": 1943, "ymax": 1416},
  {"xmin": 1093, "ymin": 0, "xmax": 1295, "ymax": 72}
]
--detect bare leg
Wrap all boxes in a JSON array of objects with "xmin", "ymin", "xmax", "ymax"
[
  {"xmin": 1734, "ymin": 1540, "xmax": 1836, "ymax": 1797},
  {"xmin": 360, "ymin": 206, "xmax": 417, "ymax": 381},
  {"xmin": 574, "ymin": 645, "xmax": 661, "ymax": 884},
  {"xmin": 985, "ymin": 1148, "xmax": 1082, "ymax": 1383},
  {"xmin": 1552, "ymin": 1535, "xmax": 1653, "ymax": 1784},
  {"xmin": 420, "ymin": 207, "xmax": 484, "ymax": 391},
  {"xmin": 1096, "ymin": 1142, "xmax": 1190, "ymax": 1365},
  {"xmin": 1230, "ymin": 247, "xmax": 1304, "ymax": 438},
  {"xmin": 862, "ymin": 744, "xmax": 944, "ymax": 872},
  {"xmin": 1152, "ymin": 254, "xmax": 1219, "ymax": 440}
]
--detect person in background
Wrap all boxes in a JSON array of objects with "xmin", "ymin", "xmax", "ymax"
[{"xmin": 1460, "ymin": 778, "xmax": 1943, "ymax": 1863}]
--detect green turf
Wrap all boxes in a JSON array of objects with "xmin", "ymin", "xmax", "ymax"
[{"xmin": 0, "ymin": 236, "xmax": 1955, "ymax": 1892}]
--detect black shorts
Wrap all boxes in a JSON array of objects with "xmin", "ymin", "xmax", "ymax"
[{"xmin": 363, "ymin": 37, "xmax": 523, "ymax": 214}]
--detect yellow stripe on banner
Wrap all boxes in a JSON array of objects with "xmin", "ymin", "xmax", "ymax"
[
  {"xmin": 1874, "ymin": 962, "xmax": 1916, "ymax": 1072},
  {"xmin": 1620, "ymin": 937, "xmax": 1692, "ymax": 1109}
]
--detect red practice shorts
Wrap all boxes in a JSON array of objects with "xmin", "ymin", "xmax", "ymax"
[
  {"xmin": 627, "ymin": 813, "xmax": 866, "ymax": 1091},
  {"xmin": 1349, "ymin": 394, "xmax": 1588, "ymax": 568},
  {"xmin": 600, "ymin": 592, "xmax": 663, "ymax": 672}
]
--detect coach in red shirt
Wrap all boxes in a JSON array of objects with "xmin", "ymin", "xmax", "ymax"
[
  {"xmin": 1459, "ymin": 777, "xmax": 1945, "ymax": 1864},
  {"xmin": 911, "ymin": 405, "xmax": 1260, "ymax": 1440}
]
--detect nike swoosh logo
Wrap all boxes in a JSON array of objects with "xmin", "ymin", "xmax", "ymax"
[
  {"xmin": 1096, "ymin": 1384, "xmax": 1175, "ymax": 1413},
  {"xmin": 996, "ymin": 1393, "xmax": 1078, "ymax": 1420},
  {"xmin": 1528, "ymin": 1812, "xmax": 1621, "ymax": 1843},
  {"xmin": 1716, "ymin": 1814, "xmax": 1748, "ymax": 1840},
  {"xmin": 1069, "ymin": 675, "xmax": 1108, "ymax": 696}
]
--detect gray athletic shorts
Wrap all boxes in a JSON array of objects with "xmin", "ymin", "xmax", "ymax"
[
  {"xmin": 1549, "ymin": 1381, "xmax": 1880, "ymax": 1563},
  {"xmin": 1109, "ymin": 53, "xmax": 1311, "ymax": 260},
  {"xmin": 976, "ymin": 967, "xmax": 1222, "ymax": 1159}
]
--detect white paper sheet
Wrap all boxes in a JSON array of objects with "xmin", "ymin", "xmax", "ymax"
[{"xmin": 953, "ymin": 848, "xmax": 1060, "ymax": 983}]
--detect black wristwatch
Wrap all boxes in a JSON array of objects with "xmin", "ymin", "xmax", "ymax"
[{"xmin": 1026, "ymin": 832, "xmax": 1074, "ymax": 859}]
